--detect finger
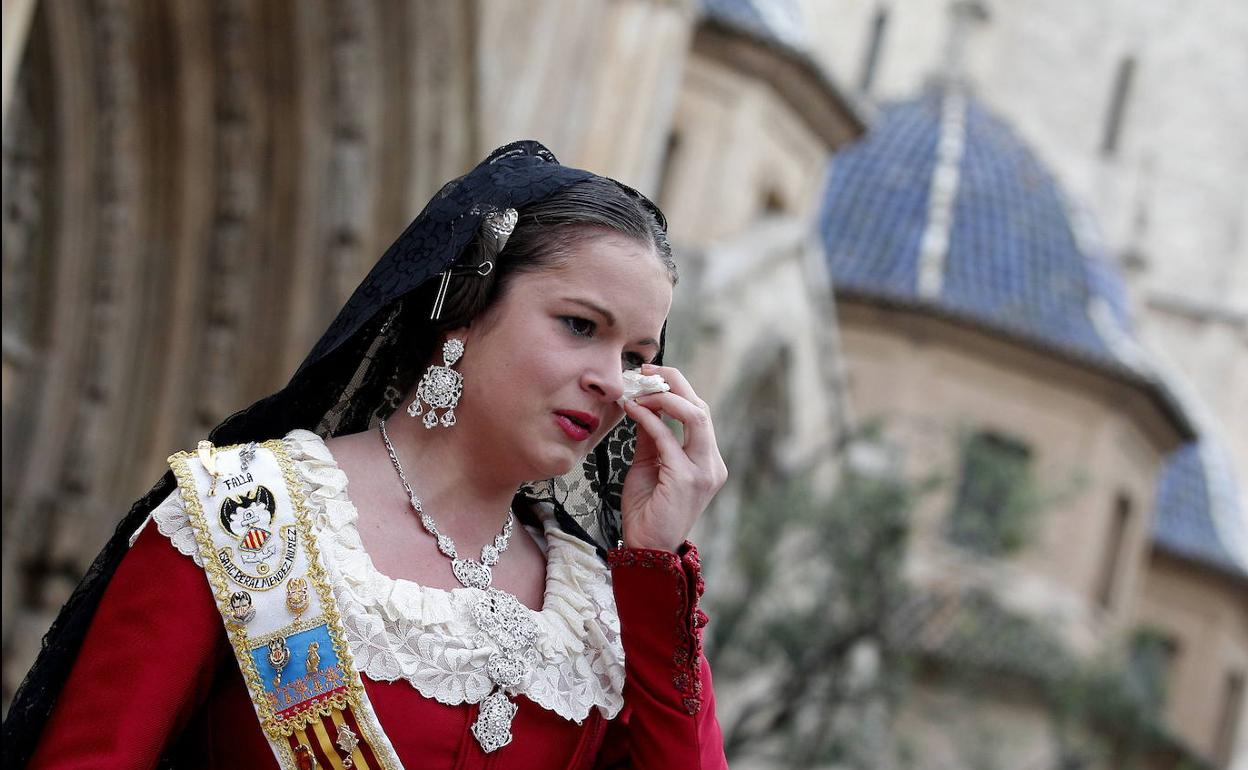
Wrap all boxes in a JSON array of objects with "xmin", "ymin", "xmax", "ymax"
[
  {"xmin": 633, "ymin": 390, "xmax": 720, "ymax": 460},
  {"xmin": 629, "ymin": 411, "xmax": 660, "ymax": 465},
  {"xmin": 641, "ymin": 363, "xmax": 709, "ymax": 411},
  {"xmin": 628, "ymin": 395, "xmax": 728, "ymax": 494},
  {"xmin": 638, "ymin": 389, "xmax": 728, "ymax": 461},
  {"xmin": 622, "ymin": 398, "xmax": 693, "ymax": 471}
]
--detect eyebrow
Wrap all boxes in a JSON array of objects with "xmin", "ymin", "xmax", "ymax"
[{"xmin": 562, "ymin": 297, "xmax": 660, "ymax": 349}]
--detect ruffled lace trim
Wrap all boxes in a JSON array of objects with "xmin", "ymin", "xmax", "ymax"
[
  {"xmin": 146, "ymin": 430, "xmax": 625, "ymax": 723},
  {"xmin": 134, "ymin": 492, "xmax": 205, "ymax": 567}
]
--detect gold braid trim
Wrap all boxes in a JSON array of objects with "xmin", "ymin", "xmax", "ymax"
[
  {"xmin": 247, "ymin": 616, "xmax": 329, "ymax": 648},
  {"xmin": 269, "ymin": 441, "xmax": 371, "ymax": 739}
]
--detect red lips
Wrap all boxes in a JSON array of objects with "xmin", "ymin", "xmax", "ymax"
[{"xmin": 554, "ymin": 410, "xmax": 600, "ymax": 441}]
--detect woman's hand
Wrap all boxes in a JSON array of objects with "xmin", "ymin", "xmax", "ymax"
[{"xmin": 618, "ymin": 364, "xmax": 729, "ymax": 552}]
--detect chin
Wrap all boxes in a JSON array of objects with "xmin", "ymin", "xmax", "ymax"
[
  {"xmin": 535, "ymin": 450, "xmax": 586, "ymax": 480},
  {"xmin": 522, "ymin": 436, "xmax": 600, "ymax": 481},
  {"xmin": 517, "ymin": 421, "xmax": 614, "ymax": 481}
]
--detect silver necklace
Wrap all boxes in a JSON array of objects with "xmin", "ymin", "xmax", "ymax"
[
  {"xmin": 378, "ymin": 417, "xmax": 514, "ymax": 591},
  {"xmin": 377, "ymin": 417, "xmax": 537, "ymax": 753}
]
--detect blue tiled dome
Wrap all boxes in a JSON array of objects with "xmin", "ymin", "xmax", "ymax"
[
  {"xmin": 1154, "ymin": 441, "xmax": 1248, "ymax": 577},
  {"xmin": 819, "ymin": 89, "xmax": 1140, "ymax": 370}
]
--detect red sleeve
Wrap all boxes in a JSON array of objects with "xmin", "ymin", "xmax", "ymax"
[
  {"xmin": 28, "ymin": 520, "xmax": 226, "ymax": 769},
  {"xmin": 597, "ymin": 543, "xmax": 727, "ymax": 770}
]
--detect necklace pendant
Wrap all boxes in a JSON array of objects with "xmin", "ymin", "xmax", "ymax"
[
  {"xmin": 486, "ymin": 651, "xmax": 527, "ymax": 687},
  {"xmin": 471, "ymin": 689, "xmax": 518, "ymax": 753},
  {"xmin": 452, "ymin": 558, "xmax": 492, "ymax": 590}
]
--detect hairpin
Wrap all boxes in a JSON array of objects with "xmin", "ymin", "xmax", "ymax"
[{"xmin": 431, "ymin": 206, "xmax": 517, "ymax": 320}]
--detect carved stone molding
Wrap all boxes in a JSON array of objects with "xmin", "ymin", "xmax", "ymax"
[{"xmin": 0, "ymin": 0, "xmax": 475, "ymax": 705}]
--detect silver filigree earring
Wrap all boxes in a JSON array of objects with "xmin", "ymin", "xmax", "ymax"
[{"xmin": 408, "ymin": 338, "xmax": 466, "ymax": 428}]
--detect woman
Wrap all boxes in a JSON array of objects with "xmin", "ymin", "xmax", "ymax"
[{"xmin": 4, "ymin": 141, "xmax": 728, "ymax": 769}]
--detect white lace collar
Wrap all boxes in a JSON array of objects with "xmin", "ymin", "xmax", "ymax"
[{"xmin": 285, "ymin": 430, "xmax": 625, "ymax": 722}]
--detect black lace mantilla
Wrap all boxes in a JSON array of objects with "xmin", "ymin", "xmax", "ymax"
[{"xmin": 1, "ymin": 140, "xmax": 664, "ymax": 766}]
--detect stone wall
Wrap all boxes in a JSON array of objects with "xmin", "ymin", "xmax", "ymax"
[{"xmin": 1137, "ymin": 552, "xmax": 1248, "ymax": 763}]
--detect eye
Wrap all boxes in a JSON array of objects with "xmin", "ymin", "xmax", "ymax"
[
  {"xmin": 623, "ymin": 351, "xmax": 649, "ymax": 369},
  {"xmin": 560, "ymin": 316, "xmax": 596, "ymax": 337}
]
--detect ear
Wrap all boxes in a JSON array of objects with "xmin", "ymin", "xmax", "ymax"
[{"xmin": 444, "ymin": 326, "xmax": 471, "ymax": 344}]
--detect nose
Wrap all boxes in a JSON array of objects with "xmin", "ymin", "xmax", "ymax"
[{"xmin": 581, "ymin": 357, "xmax": 625, "ymax": 404}]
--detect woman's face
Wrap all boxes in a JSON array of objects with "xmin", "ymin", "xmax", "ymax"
[{"xmin": 453, "ymin": 230, "xmax": 674, "ymax": 481}]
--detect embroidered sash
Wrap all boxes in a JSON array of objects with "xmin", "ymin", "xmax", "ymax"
[{"xmin": 169, "ymin": 439, "xmax": 403, "ymax": 770}]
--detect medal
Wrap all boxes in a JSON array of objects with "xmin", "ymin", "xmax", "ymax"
[
  {"xmin": 228, "ymin": 591, "xmax": 255, "ymax": 625},
  {"xmin": 267, "ymin": 637, "xmax": 291, "ymax": 686},
  {"xmin": 336, "ymin": 723, "xmax": 360, "ymax": 767},
  {"xmin": 286, "ymin": 577, "xmax": 310, "ymax": 617}
]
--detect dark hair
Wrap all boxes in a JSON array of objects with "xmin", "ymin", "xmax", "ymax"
[
  {"xmin": 435, "ymin": 175, "xmax": 675, "ymax": 330},
  {"xmin": 386, "ymin": 176, "xmax": 674, "ymax": 404}
]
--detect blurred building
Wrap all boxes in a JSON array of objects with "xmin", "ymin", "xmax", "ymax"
[
  {"xmin": 2, "ymin": 0, "xmax": 1244, "ymax": 768},
  {"xmin": 806, "ymin": 0, "xmax": 1248, "ymax": 486},
  {"xmin": 818, "ymin": 82, "xmax": 1246, "ymax": 769},
  {"xmin": 804, "ymin": 2, "xmax": 1247, "ymax": 766}
]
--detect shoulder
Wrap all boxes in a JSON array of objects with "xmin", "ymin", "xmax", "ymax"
[
  {"xmin": 320, "ymin": 430, "xmax": 374, "ymax": 473},
  {"xmin": 317, "ymin": 430, "xmax": 387, "ymax": 512}
]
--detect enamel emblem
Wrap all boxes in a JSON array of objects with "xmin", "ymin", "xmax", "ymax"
[
  {"xmin": 268, "ymin": 637, "xmax": 292, "ymax": 687},
  {"xmin": 229, "ymin": 590, "xmax": 256, "ymax": 624},
  {"xmin": 221, "ymin": 487, "xmax": 279, "ymax": 566},
  {"xmin": 216, "ymin": 485, "xmax": 299, "ymax": 590}
]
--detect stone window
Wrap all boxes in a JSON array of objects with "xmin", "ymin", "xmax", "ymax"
[
  {"xmin": 857, "ymin": 6, "xmax": 889, "ymax": 94},
  {"xmin": 1127, "ymin": 628, "xmax": 1180, "ymax": 707},
  {"xmin": 1095, "ymin": 492, "xmax": 1133, "ymax": 609},
  {"xmin": 947, "ymin": 431, "xmax": 1034, "ymax": 555},
  {"xmin": 656, "ymin": 131, "xmax": 683, "ymax": 209},
  {"xmin": 759, "ymin": 187, "xmax": 788, "ymax": 218},
  {"xmin": 735, "ymin": 346, "xmax": 791, "ymax": 488},
  {"xmin": 1215, "ymin": 670, "xmax": 1245, "ymax": 769},
  {"xmin": 1101, "ymin": 55, "xmax": 1136, "ymax": 156}
]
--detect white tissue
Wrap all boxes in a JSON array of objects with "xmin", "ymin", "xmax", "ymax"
[{"xmin": 619, "ymin": 369, "xmax": 670, "ymax": 404}]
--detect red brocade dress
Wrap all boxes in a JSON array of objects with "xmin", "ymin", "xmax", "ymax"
[{"xmin": 29, "ymin": 431, "xmax": 725, "ymax": 769}]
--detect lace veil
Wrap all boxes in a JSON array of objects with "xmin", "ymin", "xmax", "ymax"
[{"xmin": 2, "ymin": 140, "xmax": 665, "ymax": 765}]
